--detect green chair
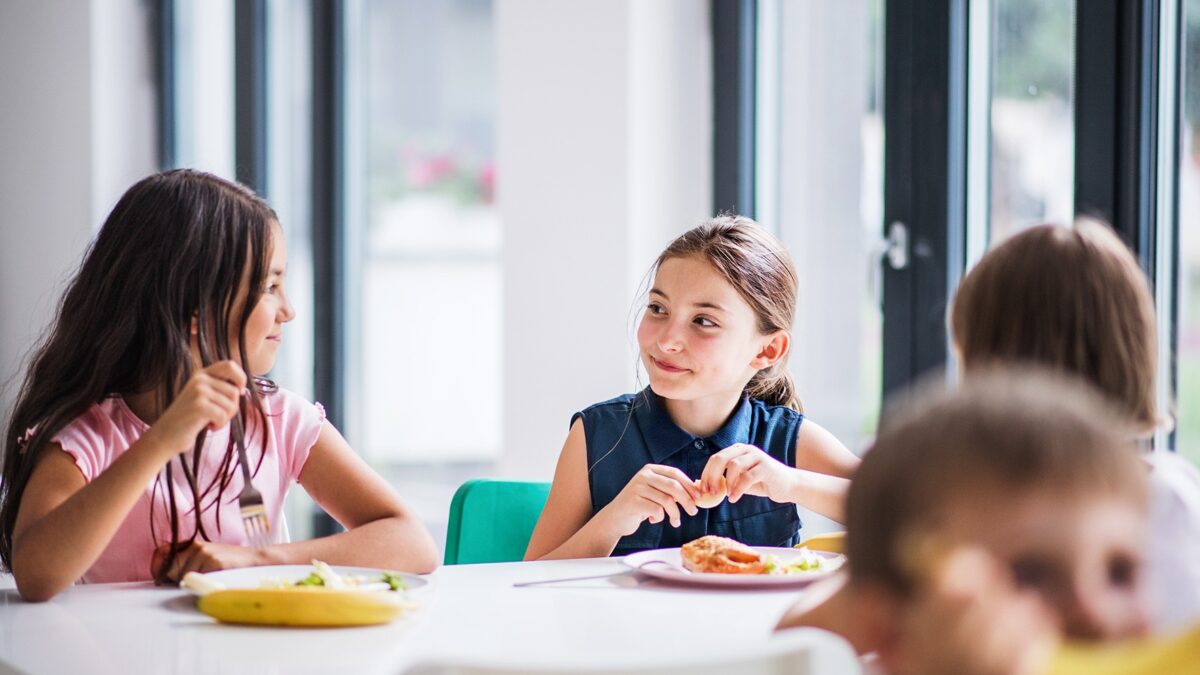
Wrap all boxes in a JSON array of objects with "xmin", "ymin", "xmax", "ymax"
[{"xmin": 443, "ymin": 479, "xmax": 552, "ymax": 565}]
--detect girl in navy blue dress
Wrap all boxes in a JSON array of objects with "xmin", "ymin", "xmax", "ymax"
[{"xmin": 526, "ymin": 216, "xmax": 860, "ymax": 560}]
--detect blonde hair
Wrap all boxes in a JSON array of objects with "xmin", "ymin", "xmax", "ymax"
[
  {"xmin": 654, "ymin": 215, "xmax": 802, "ymax": 411},
  {"xmin": 949, "ymin": 219, "xmax": 1160, "ymax": 433},
  {"xmin": 846, "ymin": 369, "xmax": 1146, "ymax": 594}
]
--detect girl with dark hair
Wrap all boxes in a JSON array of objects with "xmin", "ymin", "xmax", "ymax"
[
  {"xmin": 1, "ymin": 169, "xmax": 438, "ymax": 601},
  {"xmin": 525, "ymin": 215, "xmax": 859, "ymax": 560}
]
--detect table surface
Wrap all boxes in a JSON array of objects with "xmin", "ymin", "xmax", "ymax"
[{"xmin": 0, "ymin": 557, "xmax": 831, "ymax": 674}]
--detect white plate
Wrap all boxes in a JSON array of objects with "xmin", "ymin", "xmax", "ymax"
[
  {"xmin": 183, "ymin": 564, "xmax": 428, "ymax": 595},
  {"xmin": 623, "ymin": 547, "xmax": 844, "ymax": 588}
]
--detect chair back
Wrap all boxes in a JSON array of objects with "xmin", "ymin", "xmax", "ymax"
[{"xmin": 443, "ymin": 478, "xmax": 551, "ymax": 565}]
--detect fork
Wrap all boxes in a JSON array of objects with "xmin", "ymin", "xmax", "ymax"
[
  {"xmin": 232, "ymin": 415, "xmax": 271, "ymax": 547},
  {"xmin": 512, "ymin": 560, "xmax": 691, "ymax": 587}
]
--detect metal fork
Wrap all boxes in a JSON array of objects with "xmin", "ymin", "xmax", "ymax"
[{"xmin": 232, "ymin": 415, "xmax": 271, "ymax": 547}]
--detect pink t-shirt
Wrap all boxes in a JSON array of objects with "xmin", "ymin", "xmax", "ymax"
[{"xmin": 52, "ymin": 387, "xmax": 325, "ymax": 584}]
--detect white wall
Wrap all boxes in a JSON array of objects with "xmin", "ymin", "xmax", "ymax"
[
  {"xmin": 0, "ymin": 0, "xmax": 158, "ymax": 419},
  {"xmin": 496, "ymin": 0, "xmax": 712, "ymax": 478}
]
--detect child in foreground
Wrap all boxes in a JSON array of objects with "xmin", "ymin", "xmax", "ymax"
[
  {"xmin": 0, "ymin": 170, "xmax": 438, "ymax": 601},
  {"xmin": 526, "ymin": 216, "xmax": 859, "ymax": 560},
  {"xmin": 778, "ymin": 371, "xmax": 1151, "ymax": 674}
]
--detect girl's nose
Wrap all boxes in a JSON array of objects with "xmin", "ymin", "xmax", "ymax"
[
  {"xmin": 658, "ymin": 322, "xmax": 684, "ymax": 353},
  {"xmin": 279, "ymin": 290, "xmax": 296, "ymax": 323}
]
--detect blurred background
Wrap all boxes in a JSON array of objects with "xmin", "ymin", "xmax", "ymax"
[{"xmin": 2, "ymin": 0, "xmax": 1198, "ymax": 548}]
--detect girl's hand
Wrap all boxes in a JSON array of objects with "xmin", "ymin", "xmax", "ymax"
[
  {"xmin": 701, "ymin": 443, "xmax": 796, "ymax": 504},
  {"xmin": 152, "ymin": 540, "xmax": 267, "ymax": 583},
  {"xmin": 599, "ymin": 465, "xmax": 701, "ymax": 535},
  {"xmin": 143, "ymin": 361, "xmax": 247, "ymax": 458}
]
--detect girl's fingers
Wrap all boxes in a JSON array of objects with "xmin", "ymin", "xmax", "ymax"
[
  {"xmin": 728, "ymin": 461, "xmax": 767, "ymax": 502},
  {"xmin": 641, "ymin": 498, "xmax": 666, "ymax": 524},
  {"xmin": 207, "ymin": 360, "xmax": 248, "ymax": 388},
  {"xmin": 701, "ymin": 444, "xmax": 757, "ymax": 492},
  {"xmin": 645, "ymin": 470, "xmax": 698, "ymax": 515},
  {"xmin": 205, "ymin": 377, "xmax": 242, "ymax": 404},
  {"xmin": 647, "ymin": 489, "xmax": 683, "ymax": 527},
  {"xmin": 700, "ymin": 451, "xmax": 734, "ymax": 493},
  {"xmin": 168, "ymin": 545, "xmax": 198, "ymax": 582},
  {"xmin": 722, "ymin": 453, "xmax": 757, "ymax": 497},
  {"xmin": 650, "ymin": 465, "xmax": 701, "ymax": 501}
]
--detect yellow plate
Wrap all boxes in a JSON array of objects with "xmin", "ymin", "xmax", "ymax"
[
  {"xmin": 795, "ymin": 531, "xmax": 845, "ymax": 554},
  {"xmin": 1049, "ymin": 625, "xmax": 1200, "ymax": 675}
]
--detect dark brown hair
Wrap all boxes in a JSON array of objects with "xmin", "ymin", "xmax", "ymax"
[
  {"xmin": 0, "ymin": 169, "xmax": 277, "ymax": 577},
  {"xmin": 654, "ymin": 215, "xmax": 802, "ymax": 410},
  {"xmin": 950, "ymin": 220, "xmax": 1159, "ymax": 433},
  {"xmin": 845, "ymin": 369, "xmax": 1146, "ymax": 595}
]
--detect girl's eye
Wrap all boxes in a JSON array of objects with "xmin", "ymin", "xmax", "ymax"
[
  {"xmin": 647, "ymin": 303, "xmax": 666, "ymax": 315},
  {"xmin": 1108, "ymin": 554, "xmax": 1137, "ymax": 588},
  {"xmin": 694, "ymin": 316, "xmax": 718, "ymax": 328}
]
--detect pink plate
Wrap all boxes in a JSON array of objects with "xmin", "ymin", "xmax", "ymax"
[{"xmin": 623, "ymin": 546, "xmax": 844, "ymax": 588}]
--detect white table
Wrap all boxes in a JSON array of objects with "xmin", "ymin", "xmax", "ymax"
[{"xmin": 0, "ymin": 558, "xmax": 820, "ymax": 674}]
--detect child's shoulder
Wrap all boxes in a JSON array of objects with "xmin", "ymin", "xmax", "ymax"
[
  {"xmin": 58, "ymin": 396, "xmax": 142, "ymax": 438},
  {"xmin": 746, "ymin": 396, "xmax": 805, "ymax": 425},
  {"xmin": 259, "ymin": 384, "xmax": 328, "ymax": 424},
  {"xmin": 577, "ymin": 391, "xmax": 647, "ymax": 417}
]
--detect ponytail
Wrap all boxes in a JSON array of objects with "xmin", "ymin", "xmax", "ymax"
[{"xmin": 745, "ymin": 362, "xmax": 803, "ymax": 412}]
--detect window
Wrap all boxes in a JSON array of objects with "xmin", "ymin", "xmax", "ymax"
[
  {"xmin": 348, "ymin": 0, "xmax": 499, "ymax": 468},
  {"xmin": 166, "ymin": 0, "xmax": 235, "ymax": 176},
  {"xmin": 757, "ymin": 0, "xmax": 884, "ymax": 452},
  {"xmin": 1175, "ymin": 0, "xmax": 1200, "ymax": 466},
  {"xmin": 987, "ymin": 0, "xmax": 1075, "ymax": 243}
]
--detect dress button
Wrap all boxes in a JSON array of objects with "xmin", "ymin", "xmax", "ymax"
[{"xmin": 694, "ymin": 440, "xmax": 705, "ymax": 449}]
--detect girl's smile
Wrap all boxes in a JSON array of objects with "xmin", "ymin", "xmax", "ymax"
[{"xmin": 649, "ymin": 356, "xmax": 689, "ymax": 373}]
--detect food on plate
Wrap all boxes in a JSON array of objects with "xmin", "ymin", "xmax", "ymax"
[
  {"xmin": 180, "ymin": 571, "xmax": 227, "ymax": 596},
  {"xmin": 693, "ymin": 476, "xmax": 728, "ymax": 509},
  {"xmin": 763, "ymin": 547, "xmax": 838, "ymax": 574},
  {"xmin": 260, "ymin": 560, "xmax": 407, "ymax": 592},
  {"xmin": 680, "ymin": 536, "xmax": 842, "ymax": 576},
  {"xmin": 182, "ymin": 560, "xmax": 408, "ymax": 597},
  {"xmin": 197, "ymin": 587, "xmax": 412, "ymax": 627},
  {"xmin": 681, "ymin": 535, "xmax": 767, "ymax": 574}
]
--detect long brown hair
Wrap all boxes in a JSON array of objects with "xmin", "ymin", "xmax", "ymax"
[
  {"xmin": 949, "ymin": 219, "xmax": 1160, "ymax": 433},
  {"xmin": 654, "ymin": 215, "xmax": 802, "ymax": 410},
  {"xmin": 0, "ymin": 169, "xmax": 277, "ymax": 577}
]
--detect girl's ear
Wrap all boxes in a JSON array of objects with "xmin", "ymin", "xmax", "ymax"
[{"xmin": 751, "ymin": 330, "xmax": 789, "ymax": 369}]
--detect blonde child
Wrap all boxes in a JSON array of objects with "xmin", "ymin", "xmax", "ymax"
[
  {"xmin": 950, "ymin": 220, "xmax": 1200, "ymax": 631},
  {"xmin": 778, "ymin": 371, "xmax": 1151, "ymax": 674},
  {"xmin": 525, "ymin": 216, "xmax": 859, "ymax": 560},
  {"xmin": 0, "ymin": 170, "xmax": 438, "ymax": 601}
]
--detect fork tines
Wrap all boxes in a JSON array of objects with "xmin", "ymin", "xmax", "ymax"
[{"xmin": 231, "ymin": 416, "xmax": 272, "ymax": 548}]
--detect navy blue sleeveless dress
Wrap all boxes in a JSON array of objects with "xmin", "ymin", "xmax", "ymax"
[{"xmin": 574, "ymin": 388, "xmax": 804, "ymax": 556}]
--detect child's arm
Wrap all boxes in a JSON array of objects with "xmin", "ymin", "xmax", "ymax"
[
  {"xmin": 12, "ymin": 440, "xmax": 181, "ymax": 601},
  {"xmin": 794, "ymin": 419, "xmax": 860, "ymax": 479},
  {"xmin": 158, "ymin": 420, "xmax": 440, "ymax": 579},
  {"xmin": 525, "ymin": 419, "xmax": 701, "ymax": 561},
  {"xmin": 11, "ymin": 361, "xmax": 246, "ymax": 601}
]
